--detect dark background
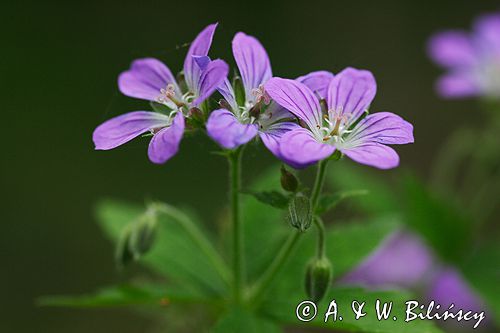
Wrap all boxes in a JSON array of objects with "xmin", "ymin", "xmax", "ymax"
[{"xmin": 1, "ymin": 0, "xmax": 498, "ymax": 331}]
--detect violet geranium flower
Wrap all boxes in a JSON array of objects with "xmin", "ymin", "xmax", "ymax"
[
  {"xmin": 428, "ymin": 13, "xmax": 500, "ymax": 99},
  {"xmin": 93, "ymin": 23, "xmax": 229, "ymax": 164},
  {"xmin": 265, "ymin": 68, "xmax": 414, "ymax": 169},
  {"xmin": 205, "ymin": 32, "xmax": 333, "ymax": 156}
]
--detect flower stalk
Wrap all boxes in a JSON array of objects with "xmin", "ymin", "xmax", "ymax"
[{"xmin": 228, "ymin": 147, "xmax": 245, "ymax": 303}]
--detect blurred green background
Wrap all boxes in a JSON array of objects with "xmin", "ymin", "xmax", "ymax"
[{"xmin": 2, "ymin": 0, "xmax": 498, "ymax": 331}]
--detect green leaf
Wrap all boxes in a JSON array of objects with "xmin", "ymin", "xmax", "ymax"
[
  {"xmin": 263, "ymin": 287, "xmax": 443, "ymax": 333},
  {"xmin": 37, "ymin": 283, "xmax": 199, "ymax": 308},
  {"xmin": 241, "ymin": 167, "xmax": 289, "ymax": 282},
  {"xmin": 460, "ymin": 240, "xmax": 500, "ymax": 326},
  {"xmin": 403, "ymin": 176, "xmax": 472, "ymax": 263},
  {"xmin": 241, "ymin": 190, "xmax": 290, "ymax": 209},
  {"xmin": 316, "ymin": 189, "xmax": 368, "ymax": 215},
  {"xmin": 212, "ymin": 308, "xmax": 282, "ymax": 333},
  {"xmin": 96, "ymin": 200, "xmax": 227, "ymax": 298},
  {"xmin": 327, "ymin": 163, "xmax": 400, "ymax": 215}
]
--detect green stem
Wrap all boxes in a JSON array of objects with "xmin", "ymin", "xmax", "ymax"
[
  {"xmin": 313, "ymin": 217, "xmax": 326, "ymax": 258},
  {"xmin": 154, "ymin": 203, "xmax": 231, "ymax": 285},
  {"xmin": 248, "ymin": 158, "xmax": 330, "ymax": 304},
  {"xmin": 228, "ymin": 147, "xmax": 244, "ymax": 303},
  {"xmin": 311, "ymin": 159, "xmax": 330, "ymax": 209}
]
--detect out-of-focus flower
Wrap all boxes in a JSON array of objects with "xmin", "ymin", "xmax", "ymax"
[
  {"xmin": 339, "ymin": 230, "xmax": 434, "ymax": 288},
  {"xmin": 266, "ymin": 68, "xmax": 414, "ymax": 169},
  {"xmin": 206, "ymin": 32, "xmax": 333, "ymax": 155},
  {"xmin": 93, "ymin": 23, "xmax": 229, "ymax": 164},
  {"xmin": 428, "ymin": 13, "xmax": 500, "ymax": 99},
  {"xmin": 340, "ymin": 230, "xmax": 487, "ymax": 329}
]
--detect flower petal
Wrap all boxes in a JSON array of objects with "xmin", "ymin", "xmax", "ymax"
[
  {"xmin": 474, "ymin": 13, "xmax": 500, "ymax": 54},
  {"xmin": 427, "ymin": 31, "xmax": 477, "ymax": 68},
  {"xmin": 278, "ymin": 128, "xmax": 335, "ymax": 169},
  {"xmin": 93, "ymin": 111, "xmax": 170, "ymax": 150},
  {"xmin": 342, "ymin": 143, "xmax": 400, "ymax": 169},
  {"xmin": 218, "ymin": 79, "xmax": 239, "ymax": 111},
  {"xmin": 339, "ymin": 231, "xmax": 434, "ymax": 288},
  {"xmin": 327, "ymin": 67, "xmax": 377, "ymax": 122},
  {"xmin": 118, "ymin": 58, "xmax": 179, "ymax": 102},
  {"xmin": 296, "ymin": 70, "xmax": 334, "ymax": 99},
  {"xmin": 206, "ymin": 109, "xmax": 258, "ymax": 149},
  {"xmin": 427, "ymin": 267, "xmax": 484, "ymax": 312},
  {"xmin": 265, "ymin": 78, "xmax": 322, "ymax": 131},
  {"xmin": 147, "ymin": 112, "xmax": 184, "ymax": 164},
  {"xmin": 184, "ymin": 23, "xmax": 217, "ymax": 93},
  {"xmin": 259, "ymin": 122, "xmax": 300, "ymax": 158},
  {"xmin": 191, "ymin": 59, "xmax": 229, "ymax": 107},
  {"xmin": 347, "ymin": 112, "xmax": 414, "ymax": 146},
  {"xmin": 436, "ymin": 72, "xmax": 479, "ymax": 98},
  {"xmin": 232, "ymin": 32, "xmax": 272, "ymax": 102}
]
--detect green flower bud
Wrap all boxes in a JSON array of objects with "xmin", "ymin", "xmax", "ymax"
[
  {"xmin": 280, "ymin": 165, "xmax": 299, "ymax": 192},
  {"xmin": 286, "ymin": 193, "xmax": 312, "ymax": 232},
  {"xmin": 129, "ymin": 211, "xmax": 157, "ymax": 259},
  {"xmin": 115, "ymin": 226, "xmax": 134, "ymax": 268},
  {"xmin": 305, "ymin": 257, "xmax": 332, "ymax": 303}
]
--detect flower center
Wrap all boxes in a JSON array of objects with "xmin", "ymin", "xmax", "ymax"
[
  {"xmin": 156, "ymin": 83, "xmax": 194, "ymax": 110},
  {"xmin": 236, "ymin": 85, "xmax": 271, "ymax": 124},
  {"xmin": 318, "ymin": 107, "xmax": 353, "ymax": 144}
]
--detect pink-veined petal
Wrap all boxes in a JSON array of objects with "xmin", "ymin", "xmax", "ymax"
[
  {"xmin": 259, "ymin": 122, "xmax": 300, "ymax": 158},
  {"xmin": 327, "ymin": 67, "xmax": 377, "ymax": 122},
  {"xmin": 296, "ymin": 70, "xmax": 334, "ymax": 99},
  {"xmin": 118, "ymin": 58, "xmax": 179, "ymax": 102},
  {"xmin": 342, "ymin": 143, "xmax": 400, "ymax": 169},
  {"xmin": 147, "ymin": 112, "xmax": 184, "ymax": 164},
  {"xmin": 93, "ymin": 111, "xmax": 170, "ymax": 150},
  {"xmin": 278, "ymin": 128, "xmax": 335, "ymax": 169},
  {"xmin": 206, "ymin": 109, "xmax": 258, "ymax": 149},
  {"xmin": 192, "ymin": 59, "xmax": 229, "ymax": 106},
  {"xmin": 184, "ymin": 23, "xmax": 218, "ymax": 93},
  {"xmin": 232, "ymin": 32, "xmax": 272, "ymax": 102},
  {"xmin": 265, "ymin": 77, "xmax": 322, "ymax": 131},
  {"xmin": 347, "ymin": 112, "xmax": 414, "ymax": 146}
]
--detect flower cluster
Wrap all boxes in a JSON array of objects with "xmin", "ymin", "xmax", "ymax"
[
  {"xmin": 93, "ymin": 23, "xmax": 414, "ymax": 169},
  {"xmin": 428, "ymin": 13, "xmax": 500, "ymax": 99}
]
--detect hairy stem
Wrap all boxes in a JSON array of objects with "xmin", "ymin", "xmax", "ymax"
[
  {"xmin": 228, "ymin": 147, "xmax": 244, "ymax": 303},
  {"xmin": 248, "ymin": 158, "xmax": 331, "ymax": 305}
]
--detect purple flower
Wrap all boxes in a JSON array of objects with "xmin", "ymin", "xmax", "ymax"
[
  {"xmin": 428, "ymin": 13, "xmax": 500, "ymax": 99},
  {"xmin": 206, "ymin": 32, "xmax": 333, "ymax": 156},
  {"xmin": 265, "ymin": 68, "xmax": 414, "ymax": 169},
  {"xmin": 339, "ymin": 230, "xmax": 434, "ymax": 289},
  {"xmin": 93, "ymin": 23, "xmax": 229, "ymax": 164}
]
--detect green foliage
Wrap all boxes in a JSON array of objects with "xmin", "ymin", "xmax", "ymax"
[
  {"xmin": 241, "ymin": 190, "xmax": 290, "ymax": 209},
  {"xmin": 403, "ymin": 176, "xmax": 472, "ymax": 264},
  {"xmin": 212, "ymin": 308, "xmax": 282, "ymax": 333},
  {"xmin": 37, "ymin": 283, "xmax": 199, "ymax": 308},
  {"xmin": 264, "ymin": 287, "xmax": 443, "ymax": 333},
  {"xmin": 97, "ymin": 200, "xmax": 227, "ymax": 297},
  {"xmin": 460, "ymin": 241, "xmax": 500, "ymax": 326},
  {"xmin": 316, "ymin": 189, "xmax": 368, "ymax": 215}
]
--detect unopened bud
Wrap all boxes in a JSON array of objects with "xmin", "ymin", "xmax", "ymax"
[
  {"xmin": 286, "ymin": 193, "xmax": 312, "ymax": 232},
  {"xmin": 115, "ymin": 227, "xmax": 134, "ymax": 268},
  {"xmin": 305, "ymin": 257, "xmax": 332, "ymax": 303},
  {"xmin": 129, "ymin": 212, "xmax": 157, "ymax": 259},
  {"xmin": 280, "ymin": 165, "xmax": 298, "ymax": 192}
]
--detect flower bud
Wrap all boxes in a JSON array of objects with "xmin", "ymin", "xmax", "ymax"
[
  {"xmin": 286, "ymin": 193, "xmax": 312, "ymax": 232},
  {"xmin": 305, "ymin": 257, "xmax": 332, "ymax": 303},
  {"xmin": 115, "ymin": 227, "xmax": 134, "ymax": 268},
  {"xmin": 129, "ymin": 212, "xmax": 157, "ymax": 259},
  {"xmin": 280, "ymin": 165, "xmax": 298, "ymax": 192}
]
